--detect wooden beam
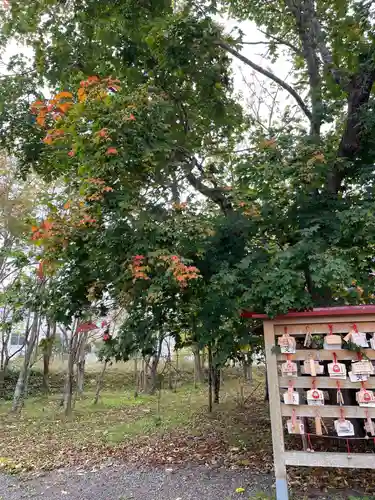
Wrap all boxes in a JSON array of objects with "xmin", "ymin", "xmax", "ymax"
[
  {"xmin": 264, "ymin": 321, "xmax": 289, "ymax": 500},
  {"xmin": 277, "ymin": 349, "xmax": 375, "ymax": 361},
  {"xmin": 271, "ymin": 314, "xmax": 375, "ymax": 326},
  {"xmin": 279, "ymin": 376, "xmax": 375, "ymax": 389},
  {"xmin": 281, "ymin": 404, "xmax": 375, "ymax": 418},
  {"xmin": 274, "ymin": 322, "xmax": 375, "ymax": 335},
  {"xmin": 284, "ymin": 451, "xmax": 375, "ymax": 468}
]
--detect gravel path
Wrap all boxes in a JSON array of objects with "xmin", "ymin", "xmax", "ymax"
[{"xmin": 0, "ymin": 465, "xmax": 273, "ymax": 500}]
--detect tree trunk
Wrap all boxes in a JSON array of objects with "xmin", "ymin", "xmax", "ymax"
[
  {"xmin": 94, "ymin": 360, "xmax": 107, "ymax": 404},
  {"xmin": 0, "ymin": 362, "xmax": 7, "ymax": 398},
  {"xmin": 76, "ymin": 332, "xmax": 88, "ymax": 396},
  {"xmin": 213, "ymin": 366, "xmax": 220, "ymax": 404},
  {"xmin": 64, "ymin": 331, "xmax": 79, "ymax": 417},
  {"xmin": 133, "ymin": 357, "xmax": 138, "ymax": 397},
  {"xmin": 149, "ymin": 357, "xmax": 159, "ymax": 394},
  {"xmin": 148, "ymin": 336, "xmax": 163, "ymax": 395},
  {"xmin": 11, "ymin": 313, "xmax": 39, "ymax": 413},
  {"xmin": 208, "ymin": 345, "xmax": 213, "ymax": 412},
  {"xmin": 192, "ymin": 343, "xmax": 202, "ymax": 383},
  {"xmin": 43, "ymin": 320, "xmax": 56, "ymax": 394}
]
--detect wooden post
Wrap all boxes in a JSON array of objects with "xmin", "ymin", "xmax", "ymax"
[{"xmin": 264, "ymin": 320, "xmax": 289, "ymax": 500}]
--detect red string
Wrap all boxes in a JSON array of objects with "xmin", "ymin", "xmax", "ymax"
[
  {"xmin": 312, "ymin": 379, "xmax": 316, "ymax": 390},
  {"xmin": 361, "ymin": 381, "xmax": 366, "ymax": 390},
  {"xmin": 328, "ymin": 324, "xmax": 333, "ymax": 335},
  {"xmin": 346, "ymin": 439, "xmax": 351, "ymax": 454},
  {"xmin": 357, "ymin": 351, "xmax": 363, "ymax": 361},
  {"xmin": 353, "ymin": 324, "xmax": 358, "ymax": 333},
  {"xmin": 340, "ymin": 408, "xmax": 345, "ymax": 421},
  {"xmin": 333, "ymin": 352, "xmax": 337, "ymax": 364},
  {"xmin": 284, "ymin": 326, "xmax": 288, "ymax": 335}
]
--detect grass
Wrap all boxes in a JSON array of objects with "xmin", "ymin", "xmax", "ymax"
[
  {"xmin": 2, "ymin": 364, "xmax": 375, "ymax": 498},
  {"xmin": 0, "ymin": 370, "xmax": 270, "ymax": 472}
]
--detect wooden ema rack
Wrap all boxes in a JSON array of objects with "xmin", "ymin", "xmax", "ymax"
[{"xmin": 244, "ymin": 306, "xmax": 375, "ymax": 500}]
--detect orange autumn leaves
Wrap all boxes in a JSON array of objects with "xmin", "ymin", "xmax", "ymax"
[
  {"xmin": 31, "ymin": 77, "xmax": 131, "ymax": 157},
  {"xmin": 131, "ymin": 255, "xmax": 200, "ymax": 288},
  {"xmin": 31, "ymin": 78, "xmax": 121, "ymax": 127},
  {"xmin": 31, "ymin": 91, "xmax": 74, "ymax": 127}
]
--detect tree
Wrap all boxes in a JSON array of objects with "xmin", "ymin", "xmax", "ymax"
[{"xmin": 2, "ymin": 3, "xmax": 375, "ymax": 419}]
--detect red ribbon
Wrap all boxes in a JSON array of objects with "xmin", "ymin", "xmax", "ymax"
[
  {"xmin": 357, "ymin": 352, "xmax": 363, "ymax": 361},
  {"xmin": 340, "ymin": 408, "xmax": 345, "ymax": 421},
  {"xmin": 353, "ymin": 324, "xmax": 359, "ymax": 334},
  {"xmin": 311, "ymin": 379, "xmax": 317, "ymax": 390},
  {"xmin": 328, "ymin": 324, "xmax": 333, "ymax": 335},
  {"xmin": 333, "ymin": 352, "xmax": 337, "ymax": 364},
  {"xmin": 346, "ymin": 439, "xmax": 351, "ymax": 454},
  {"xmin": 284, "ymin": 326, "xmax": 288, "ymax": 335}
]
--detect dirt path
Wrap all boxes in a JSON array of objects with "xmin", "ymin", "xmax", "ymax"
[{"xmin": 0, "ymin": 464, "xmax": 273, "ymax": 500}]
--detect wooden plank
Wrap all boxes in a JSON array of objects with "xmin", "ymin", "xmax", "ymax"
[
  {"xmin": 277, "ymin": 349, "xmax": 375, "ymax": 361},
  {"xmin": 274, "ymin": 322, "xmax": 375, "ymax": 335},
  {"xmin": 264, "ymin": 321, "xmax": 289, "ymax": 500},
  {"xmin": 248, "ymin": 306, "xmax": 375, "ymax": 320},
  {"xmin": 284, "ymin": 451, "xmax": 375, "ymax": 468},
  {"xmin": 279, "ymin": 376, "xmax": 375, "ymax": 389},
  {"xmin": 271, "ymin": 314, "xmax": 375, "ymax": 326},
  {"xmin": 281, "ymin": 404, "xmax": 375, "ymax": 418}
]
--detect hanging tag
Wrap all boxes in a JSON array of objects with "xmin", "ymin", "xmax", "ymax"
[
  {"xmin": 283, "ymin": 381, "xmax": 299, "ymax": 405},
  {"xmin": 351, "ymin": 360, "xmax": 374, "ymax": 376},
  {"xmin": 287, "ymin": 419, "xmax": 305, "ymax": 434},
  {"xmin": 356, "ymin": 388, "xmax": 375, "ymax": 407},
  {"xmin": 302, "ymin": 360, "xmax": 324, "ymax": 375},
  {"xmin": 349, "ymin": 371, "xmax": 368, "ymax": 382},
  {"xmin": 334, "ymin": 419, "xmax": 355, "ymax": 436},
  {"xmin": 351, "ymin": 332, "xmax": 368, "ymax": 347},
  {"xmin": 310, "ymin": 357, "xmax": 317, "ymax": 377},
  {"xmin": 343, "ymin": 330, "xmax": 352, "ymax": 343},
  {"xmin": 364, "ymin": 410, "xmax": 375, "ymax": 436},
  {"xmin": 336, "ymin": 381, "xmax": 345, "ymax": 405},
  {"xmin": 304, "ymin": 326, "xmax": 313, "ymax": 348},
  {"xmin": 283, "ymin": 391, "xmax": 299, "ymax": 405},
  {"xmin": 281, "ymin": 360, "xmax": 298, "ymax": 377},
  {"xmin": 345, "ymin": 324, "xmax": 368, "ymax": 347},
  {"xmin": 324, "ymin": 332, "xmax": 342, "ymax": 350},
  {"xmin": 307, "ymin": 389, "xmax": 324, "ymax": 406},
  {"xmin": 315, "ymin": 414, "xmax": 323, "ymax": 436},
  {"xmin": 328, "ymin": 361, "xmax": 347, "ymax": 379},
  {"xmin": 278, "ymin": 328, "xmax": 296, "ymax": 354}
]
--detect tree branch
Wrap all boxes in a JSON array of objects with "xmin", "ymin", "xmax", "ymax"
[
  {"xmin": 257, "ymin": 29, "xmax": 302, "ymax": 55},
  {"xmin": 218, "ymin": 40, "xmax": 312, "ymax": 123},
  {"xmin": 178, "ymin": 151, "xmax": 233, "ymax": 214},
  {"xmin": 327, "ymin": 59, "xmax": 375, "ymax": 193},
  {"xmin": 284, "ymin": 0, "xmax": 322, "ymax": 137}
]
